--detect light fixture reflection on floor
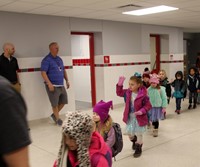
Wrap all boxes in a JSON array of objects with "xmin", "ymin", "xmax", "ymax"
[{"xmin": 123, "ymin": 5, "xmax": 179, "ymax": 16}]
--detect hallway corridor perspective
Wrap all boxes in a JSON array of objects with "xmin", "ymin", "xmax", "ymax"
[{"xmin": 29, "ymin": 99, "xmax": 200, "ymax": 167}]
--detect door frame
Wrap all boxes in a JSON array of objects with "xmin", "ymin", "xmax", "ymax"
[
  {"xmin": 71, "ymin": 32, "xmax": 96, "ymax": 106},
  {"xmin": 150, "ymin": 34, "xmax": 160, "ymax": 73}
]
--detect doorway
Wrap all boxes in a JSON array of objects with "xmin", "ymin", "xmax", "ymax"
[
  {"xmin": 150, "ymin": 35, "xmax": 160, "ymax": 73},
  {"xmin": 71, "ymin": 32, "xmax": 96, "ymax": 110}
]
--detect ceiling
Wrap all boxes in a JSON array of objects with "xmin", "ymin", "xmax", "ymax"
[{"xmin": 1, "ymin": 0, "xmax": 200, "ymax": 32}]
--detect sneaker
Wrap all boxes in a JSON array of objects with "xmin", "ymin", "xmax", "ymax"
[
  {"xmin": 57, "ymin": 119, "xmax": 63, "ymax": 126},
  {"xmin": 188, "ymin": 104, "xmax": 192, "ymax": 109},
  {"xmin": 50, "ymin": 114, "xmax": 57, "ymax": 124}
]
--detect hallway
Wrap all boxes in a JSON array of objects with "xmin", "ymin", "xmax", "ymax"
[{"xmin": 29, "ymin": 99, "xmax": 200, "ymax": 167}]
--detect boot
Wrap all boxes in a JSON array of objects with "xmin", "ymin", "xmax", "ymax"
[
  {"xmin": 188, "ymin": 104, "xmax": 192, "ymax": 109},
  {"xmin": 131, "ymin": 135, "xmax": 137, "ymax": 150},
  {"xmin": 193, "ymin": 104, "xmax": 196, "ymax": 109},
  {"xmin": 153, "ymin": 129, "xmax": 158, "ymax": 137},
  {"xmin": 133, "ymin": 143, "xmax": 142, "ymax": 158}
]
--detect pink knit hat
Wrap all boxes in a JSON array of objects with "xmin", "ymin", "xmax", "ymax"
[
  {"xmin": 93, "ymin": 100, "xmax": 113, "ymax": 123},
  {"xmin": 149, "ymin": 73, "xmax": 159, "ymax": 84}
]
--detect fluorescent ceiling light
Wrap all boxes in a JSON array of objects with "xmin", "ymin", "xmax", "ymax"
[{"xmin": 123, "ymin": 5, "xmax": 178, "ymax": 16}]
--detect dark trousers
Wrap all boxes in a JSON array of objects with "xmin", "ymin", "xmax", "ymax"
[
  {"xmin": 152, "ymin": 121, "xmax": 159, "ymax": 129},
  {"xmin": 189, "ymin": 92, "xmax": 197, "ymax": 105},
  {"xmin": 176, "ymin": 98, "xmax": 182, "ymax": 110}
]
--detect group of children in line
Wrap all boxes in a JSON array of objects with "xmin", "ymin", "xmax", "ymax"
[{"xmin": 53, "ymin": 67, "xmax": 200, "ymax": 167}]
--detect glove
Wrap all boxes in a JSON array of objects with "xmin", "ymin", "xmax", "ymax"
[
  {"xmin": 134, "ymin": 111, "xmax": 143, "ymax": 116},
  {"xmin": 117, "ymin": 76, "xmax": 125, "ymax": 86},
  {"xmin": 162, "ymin": 108, "xmax": 166, "ymax": 113}
]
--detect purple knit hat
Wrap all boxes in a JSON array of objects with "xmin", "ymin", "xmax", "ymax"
[
  {"xmin": 149, "ymin": 73, "xmax": 159, "ymax": 84},
  {"xmin": 93, "ymin": 100, "xmax": 113, "ymax": 123}
]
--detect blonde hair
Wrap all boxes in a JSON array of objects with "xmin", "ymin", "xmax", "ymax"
[
  {"xmin": 130, "ymin": 76, "xmax": 143, "ymax": 85},
  {"xmin": 95, "ymin": 115, "xmax": 113, "ymax": 137},
  {"xmin": 159, "ymin": 69, "xmax": 167, "ymax": 78},
  {"xmin": 49, "ymin": 42, "xmax": 58, "ymax": 48},
  {"xmin": 3, "ymin": 43, "xmax": 14, "ymax": 51}
]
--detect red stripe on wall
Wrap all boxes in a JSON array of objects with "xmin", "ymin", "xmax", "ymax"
[
  {"xmin": 28, "ymin": 68, "xmax": 34, "ymax": 72},
  {"xmin": 17, "ymin": 59, "xmax": 183, "ymax": 72}
]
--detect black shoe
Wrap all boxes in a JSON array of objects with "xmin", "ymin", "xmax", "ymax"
[
  {"xmin": 133, "ymin": 143, "xmax": 142, "ymax": 158},
  {"xmin": 193, "ymin": 104, "xmax": 196, "ymax": 109},
  {"xmin": 188, "ymin": 104, "xmax": 192, "ymax": 109},
  {"xmin": 131, "ymin": 135, "xmax": 137, "ymax": 150},
  {"xmin": 50, "ymin": 114, "xmax": 57, "ymax": 123}
]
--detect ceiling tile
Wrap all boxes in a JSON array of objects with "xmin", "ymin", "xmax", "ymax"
[
  {"xmin": 0, "ymin": 0, "xmax": 200, "ymax": 31},
  {"xmin": 20, "ymin": 0, "xmax": 59, "ymax": 4},
  {"xmin": 0, "ymin": 1, "xmax": 45, "ymax": 12},
  {"xmin": 28, "ymin": 5, "xmax": 70, "ymax": 15},
  {"xmin": 52, "ymin": 0, "xmax": 103, "ymax": 7},
  {"xmin": 0, "ymin": 0, "xmax": 16, "ymax": 7},
  {"xmin": 52, "ymin": 7, "xmax": 95, "ymax": 17}
]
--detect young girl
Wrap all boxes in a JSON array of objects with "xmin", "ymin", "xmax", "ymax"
[
  {"xmin": 93, "ymin": 100, "xmax": 116, "ymax": 151},
  {"xmin": 142, "ymin": 70, "xmax": 151, "ymax": 88},
  {"xmin": 171, "ymin": 71, "xmax": 186, "ymax": 114},
  {"xmin": 187, "ymin": 67, "xmax": 199, "ymax": 109},
  {"xmin": 53, "ymin": 111, "xmax": 112, "ymax": 167},
  {"xmin": 116, "ymin": 73, "xmax": 152, "ymax": 158},
  {"xmin": 148, "ymin": 74, "xmax": 168, "ymax": 137},
  {"xmin": 158, "ymin": 70, "xmax": 171, "ymax": 119},
  {"xmin": 159, "ymin": 70, "xmax": 172, "ymax": 103}
]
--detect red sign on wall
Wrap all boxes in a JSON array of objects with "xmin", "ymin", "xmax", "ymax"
[{"xmin": 104, "ymin": 56, "xmax": 110, "ymax": 64}]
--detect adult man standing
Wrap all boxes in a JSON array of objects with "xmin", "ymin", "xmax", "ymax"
[
  {"xmin": 0, "ymin": 76, "xmax": 31, "ymax": 167},
  {"xmin": 41, "ymin": 42, "xmax": 70, "ymax": 126},
  {"xmin": 0, "ymin": 43, "xmax": 21, "ymax": 92}
]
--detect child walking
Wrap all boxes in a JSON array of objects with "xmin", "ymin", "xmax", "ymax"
[
  {"xmin": 53, "ymin": 111, "xmax": 112, "ymax": 167},
  {"xmin": 93, "ymin": 100, "xmax": 116, "ymax": 150},
  {"xmin": 171, "ymin": 71, "xmax": 186, "ymax": 114},
  {"xmin": 116, "ymin": 73, "xmax": 152, "ymax": 158},
  {"xmin": 142, "ymin": 70, "xmax": 151, "ymax": 88},
  {"xmin": 158, "ymin": 70, "xmax": 171, "ymax": 119},
  {"xmin": 187, "ymin": 67, "xmax": 199, "ymax": 109},
  {"xmin": 148, "ymin": 74, "xmax": 168, "ymax": 137},
  {"xmin": 159, "ymin": 69, "xmax": 172, "ymax": 104}
]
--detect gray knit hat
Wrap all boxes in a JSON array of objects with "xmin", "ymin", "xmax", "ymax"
[{"xmin": 56, "ymin": 111, "xmax": 94, "ymax": 167}]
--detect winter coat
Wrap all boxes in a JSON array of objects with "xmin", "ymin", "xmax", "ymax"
[
  {"xmin": 68, "ymin": 132, "xmax": 112, "ymax": 167},
  {"xmin": 187, "ymin": 75, "xmax": 199, "ymax": 92},
  {"xmin": 53, "ymin": 132, "xmax": 112, "ymax": 167},
  {"xmin": 116, "ymin": 85, "xmax": 152, "ymax": 125},
  {"xmin": 160, "ymin": 78, "xmax": 171, "ymax": 97},
  {"xmin": 171, "ymin": 79, "xmax": 186, "ymax": 99},
  {"xmin": 147, "ymin": 86, "xmax": 168, "ymax": 108}
]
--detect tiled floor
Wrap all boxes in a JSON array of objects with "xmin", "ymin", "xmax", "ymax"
[
  {"xmin": 75, "ymin": 100, "xmax": 92, "ymax": 110},
  {"xmin": 29, "ymin": 99, "xmax": 200, "ymax": 167}
]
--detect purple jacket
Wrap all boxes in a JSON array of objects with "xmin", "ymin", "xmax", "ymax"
[{"xmin": 116, "ymin": 84, "xmax": 152, "ymax": 126}]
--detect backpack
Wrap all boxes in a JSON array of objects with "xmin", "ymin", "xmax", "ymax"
[
  {"xmin": 183, "ymin": 88, "xmax": 187, "ymax": 99},
  {"xmin": 109, "ymin": 122, "xmax": 123, "ymax": 160},
  {"xmin": 182, "ymin": 81, "xmax": 187, "ymax": 99}
]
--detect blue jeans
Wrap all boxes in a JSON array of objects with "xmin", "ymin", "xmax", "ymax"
[{"xmin": 176, "ymin": 98, "xmax": 182, "ymax": 110}]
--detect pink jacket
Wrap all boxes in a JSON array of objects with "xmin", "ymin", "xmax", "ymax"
[
  {"xmin": 116, "ymin": 84, "xmax": 152, "ymax": 126},
  {"xmin": 66, "ymin": 132, "xmax": 112, "ymax": 167}
]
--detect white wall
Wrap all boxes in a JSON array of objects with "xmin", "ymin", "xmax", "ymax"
[
  {"xmin": 0, "ymin": 11, "xmax": 184, "ymax": 119},
  {"xmin": 71, "ymin": 35, "xmax": 91, "ymax": 102}
]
